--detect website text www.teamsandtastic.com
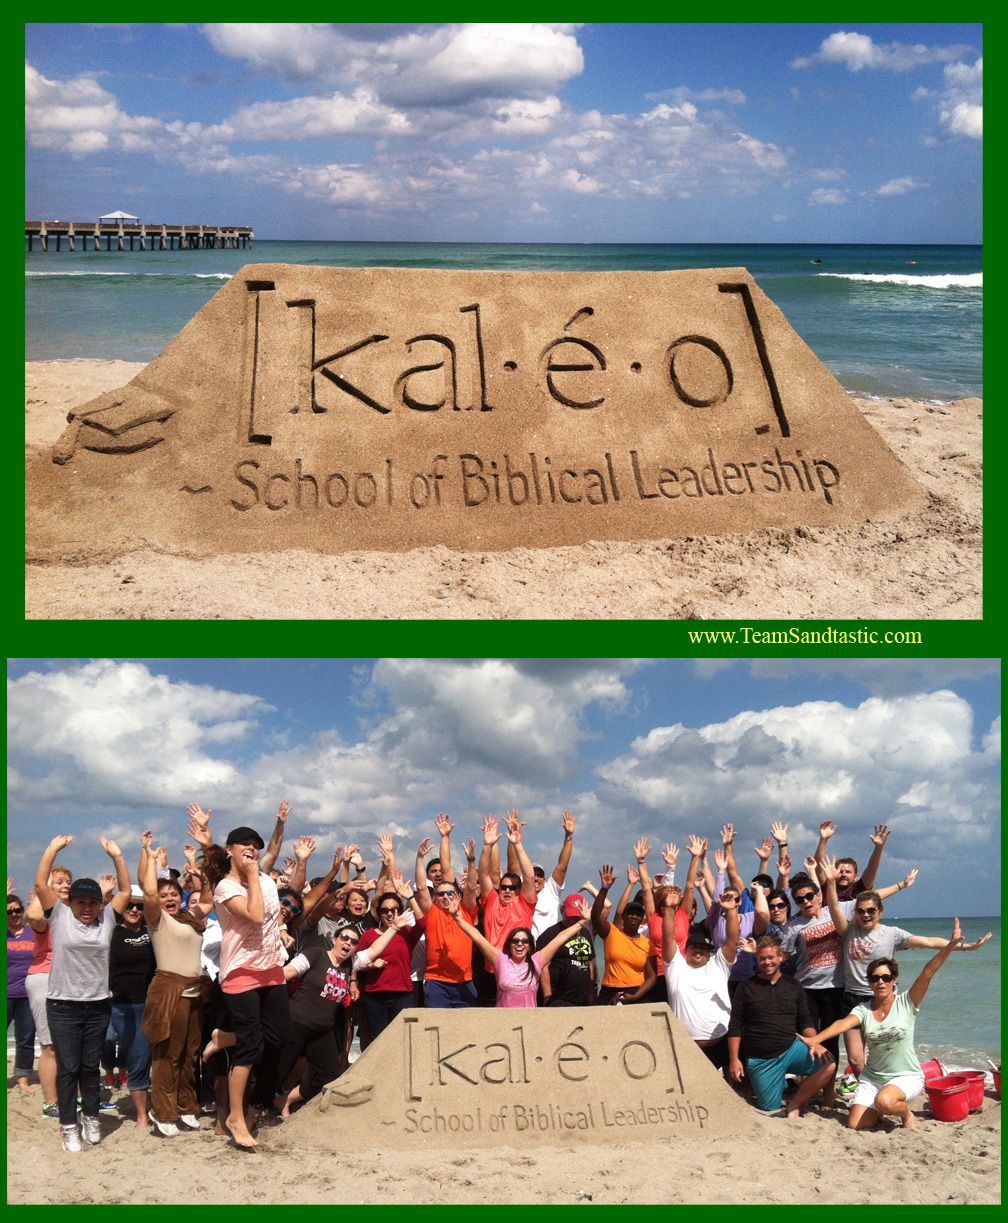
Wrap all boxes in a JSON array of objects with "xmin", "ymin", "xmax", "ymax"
[{"xmin": 685, "ymin": 625, "xmax": 924, "ymax": 647}]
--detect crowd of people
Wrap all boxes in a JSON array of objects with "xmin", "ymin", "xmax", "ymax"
[{"xmin": 7, "ymin": 807, "xmax": 992, "ymax": 1151}]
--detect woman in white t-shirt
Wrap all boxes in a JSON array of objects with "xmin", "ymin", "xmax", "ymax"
[{"xmin": 199, "ymin": 818, "xmax": 291, "ymax": 1150}]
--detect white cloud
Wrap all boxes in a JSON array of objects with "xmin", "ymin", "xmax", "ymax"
[
  {"xmin": 792, "ymin": 31, "xmax": 973, "ymax": 72},
  {"xmin": 876, "ymin": 176, "xmax": 928, "ymax": 196},
  {"xmin": 809, "ymin": 187, "xmax": 849, "ymax": 205},
  {"xmin": 24, "ymin": 62, "xmax": 161, "ymax": 154},
  {"xmin": 938, "ymin": 57, "xmax": 982, "ymax": 140},
  {"xmin": 213, "ymin": 90, "xmax": 411, "ymax": 141},
  {"xmin": 645, "ymin": 86, "xmax": 747, "ymax": 106}
]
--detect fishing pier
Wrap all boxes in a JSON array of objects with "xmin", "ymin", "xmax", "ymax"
[{"xmin": 26, "ymin": 220, "xmax": 254, "ymax": 253}]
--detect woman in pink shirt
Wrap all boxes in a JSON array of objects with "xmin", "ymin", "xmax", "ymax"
[{"xmin": 448, "ymin": 893, "xmax": 593, "ymax": 1008}]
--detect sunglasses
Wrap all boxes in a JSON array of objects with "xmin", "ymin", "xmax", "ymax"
[
  {"xmin": 509, "ymin": 937, "xmax": 530, "ymax": 946},
  {"xmin": 856, "ymin": 907, "xmax": 879, "ymax": 917},
  {"xmin": 868, "ymin": 972, "xmax": 894, "ymax": 983},
  {"xmin": 280, "ymin": 899, "xmax": 302, "ymax": 910},
  {"xmin": 126, "ymin": 903, "xmax": 144, "ymax": 912},
  {"xmin": 498, "ymin": 884, "xmax": 518, "ymax": 892},
  {"xmin": 794, "ymin": 892, "xmax": 818, "ymax": 904},
  {"xmin": 338, "ymin": 934, "xmax": 360, "ymax": 946},
  {"xmin": 435, "ymin": 890, "xmax": 455, "ymax": 899},
  {"xmin": 379, "ymin": 907, "xmax": 399, "ymax": 915}
]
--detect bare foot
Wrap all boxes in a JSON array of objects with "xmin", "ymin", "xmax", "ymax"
[
  {"xmin": 17, "ymin": 1080, "xmax": 37, "ymax": 1095},
  {"xmin": 225, "ymin": 1113, "xmax": 258, "ymax": 1149},
  {"xmin": 214, "ymin": 1122, "xmax": 229, "ymax": 1136},
  {"xmin": 901, "ymin": 1110, "xmax": 916, "ymax": 1130},
  {"xmin": 135, "ymin": 1116, "xmax": 149, "ymax": 1129},
  {"xmin": 244, "ymin": 1104, "xmax": 261, "ymax": 1133}
]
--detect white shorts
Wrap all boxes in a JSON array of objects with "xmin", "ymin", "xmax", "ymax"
[
  {"xmin": 850, "ymin": 1072, "xmax": 925, "ymax": 1111},
  {"xmin": 25, "ymin": 972, "xmax": 52, "ymax": 1045}
]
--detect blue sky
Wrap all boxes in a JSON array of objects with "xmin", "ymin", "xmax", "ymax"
[
  {"xmin": 8, "ymin": 658, "xmax": 999, "ymax": 917},
  {"xmin": 25, "ymin": 22, "xmax": 982, "ymax": 242}
]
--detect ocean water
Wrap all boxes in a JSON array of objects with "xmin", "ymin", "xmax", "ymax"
[{"xmin": 25, "ymin": 241, "xmax": 982, "ymax": 401}]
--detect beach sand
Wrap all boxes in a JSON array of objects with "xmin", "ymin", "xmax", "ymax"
[
  {"xmin": 25, "ymin": 360, "xmax": 982, "ymax": 620},
  {"xmin": 6, "ymin": 1063, "xmax": 1000, "ymax": 1204}
]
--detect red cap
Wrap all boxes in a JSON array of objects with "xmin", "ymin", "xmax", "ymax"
[{"xmin": 563, "ymin": 895, "xmax": 585, "ymax": 917}]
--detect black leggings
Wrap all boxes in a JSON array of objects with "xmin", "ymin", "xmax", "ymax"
[
  {"xmin": 277, "ymin": 1018, "xmax": 342, "ymax": 1103},
  {"xmin": 224, "ymin": 983, "xmax": 292, "ymax": 1109},
  {"xmin": 804, "ymin": 986, "xmax": 845, "ymax": 1063}
]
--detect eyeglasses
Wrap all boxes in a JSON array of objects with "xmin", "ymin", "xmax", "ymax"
[
  {"xmin": 379, "ymin": 907, "xmax": 399, "ymax": 916},
  {"xmin": 434, "ymin": 890, "xmax": 455, "ymax": 899},
  {"xmin": 856, "ymin": 907, "xmax": 878, "ymax": 917},
  {"xmin": 7, "ymin": 907, "xmax": 23, "ymax": 915},
  {"xmin": 794, "ymin": 892, "xmax": 817, "ymax": 904},
  {"xmin": 509, "ymin": 937, "xmax": 530, "ymax": 946},
  {"xmin": 338, "ymin": 933, "xmax": 360, "ymax": 945},
  {"xmin": 126, "ymin": 903, "xmax": 144, "ymax": 912},
  {"xmin": 868, "ymin": 972, "xmax": 894, "ymax": 983},
  {"xmin": 498, "ymin": 883, "xmax": 518, "ymax": 892},
  {"xmin": 768, "ymin": 901, "xmax": 788, "ymax": 909}
]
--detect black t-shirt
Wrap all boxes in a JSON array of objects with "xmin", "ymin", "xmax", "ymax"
[
  {"xmin": 289, "ymin": 944, "xmax": 354, "ymax": 1030},
  {"xmin": 535, "ymin": 921, "xmax": 595, "ymax": 1005},
  {"xmin": 108, "ymin": 921, "xmax": 157, "ymax": 1003},
  {"xmin": 727, "ymin": 973, "xmax": 814, "ymax": 1059}
]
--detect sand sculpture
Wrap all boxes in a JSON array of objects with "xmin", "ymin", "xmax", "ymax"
[
  {"xmin": 29, "ymin": 265, "xmax": 925, "ymax": 555},
  {"xmin": 272, "ymin": 1005, "xmax": 755, "ymax": 1151}
]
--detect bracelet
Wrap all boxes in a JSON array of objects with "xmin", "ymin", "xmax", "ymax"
[{"xmin": 780, "ymin": 842, "xmax": 788, "ymax": 847}]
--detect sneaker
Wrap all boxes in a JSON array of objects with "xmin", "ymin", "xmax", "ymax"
[
  {"xmin": 98, "ymin": 1098, "xmax": 118, "ymax": 1111},
  {"xmin": 81, "ymin": 1114, "xmax": 102, "ymax": 1145},
  {"xmin": 149, "ymin": 1112, "xmax": 179, "ymax": 1138},
  {"xmin": 42, "ymin": 1101, "xmax": 60, "ymax": 1119},
  {"xmin": 61, "ymin": 1124, "xmax": 82, "ymax": 1152},
  {"xmin": 178, "ymin": 1114, "xmax": 201, "ymax": 1130}
]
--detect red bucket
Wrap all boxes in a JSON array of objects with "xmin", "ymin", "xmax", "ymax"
[
  {"xmin": 925, "ymin": 1075, "xmax": 970, "ymax": 1122},
  {"xmin": 958, "ymin": 1071, "xmax": 986, "ymax": 1111},
  {"xmin": 920, "ymin": 1057, "xmax": 946, "ymax": 1082},
  {"xmin": 994, "ymin": 1066, "xmax": 1001, "ymax": 1100}
]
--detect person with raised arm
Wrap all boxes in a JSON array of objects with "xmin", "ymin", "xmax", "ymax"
[
  {"xmin": 798, "ymin": 920, "xmax": 972, "ymax": 1130},
  {"xmin": 195, "ymin": 804, "xmax": 291, "ymax": 1149},
  {"xmin": 647, "ymin": 841, "xmax": 684, "ymax": 1005},
  {"xmin": 24, "ymin": 864, "xmax": 74, "ymax": 1118},
  {"xmin": 510, "ymin": 809, "xmax": 575, "ymax": 939},
  {"xmin": 819, "ymin": 855, "xmax": 992, "ymax": 1076},
  {"xmin": 35, "ymin": 833, "xmax": 131, "ymax": 1152},
  {"xmin": 449, "ymin": 891, "xmax": 593, "ymax": 1007},
  {"xmin": 591, "ymin": 863, "xmax": 656, "ymax": 1005},
  {"xmin": 414, "ymin": 834, "xmax": 480, "ymax": 1008},
  {"xmin": 107, "ymin": 881, "xmax": 157, "ymax": 1129},
  {"xmin": 814, "ymin": 820, "xmax": 891, "ymax": 901},
  {"xmin": 357, "ymin": 871, "xmax": 427, "ymax": 1039},
  {"xmin": 477, "ymin": 813, "xmax": 537, "ymax": 994},
  {"xmin": 7, "ymin": 889, "xmax": 37, "ymax": 1097},
  {"xmin": 275, "ymin": 899, "xmax": 415, "ymax": 1114},
  {"xmin": 663, "ymin": 837, "xmax": 740, "ymax": 1074},
  {"xmin": 139, "ymin": 828, "xmax": 212, "ymax": 1137}
]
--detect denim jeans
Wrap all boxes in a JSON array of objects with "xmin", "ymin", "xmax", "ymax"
[
  {"xmin": 47, "ymin": 998, "xmax": 112, "ymax": 1126},
  {"xmin": 110, "ymin": 1000, "xmax": 152, "ymax": 1090},
  {"xmin": 6, "ymin": 995, "xmax": 37, "ymax": 1078},
  {"xmin": 362, "ymin": 989, "xmax": 415, "ymax": 1040}
]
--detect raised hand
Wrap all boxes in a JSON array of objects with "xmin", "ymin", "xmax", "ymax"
[
  {"xmin": 599, "ymin": 864, "xmax": 616, "ymax": 889},
  {"xmin": 140, "ymin": 829, "xmax": 154, "ymax": 851},
  {"xmin": 293, "ymin": 835, "xmax": 316, "ymax": 862},
  {"xmin": 771, "ymin": 821, "xmax": 788, "ymax": 845},
  {"xmin": 713, "ymin": 848, "xmax": 727, "ymax": 872},
  {"xmin": 562, "ymin": 810, "xmax": 576, "ymax": 835},
  {"xmin": 627, "ymin": 865, "xmax": 640, "ymax": 885},
  {"xmin": 349, "ymin": 847, "xmax": 365, "ymax": 872},
  {"xmin": 48, "ymin": 834, "xmax": 75, "ymax": 853},
  {"xmin": 961, "ymin": 929, "xmax": 993, "ymax": 951},
  {"xmin": 755, "ymin": 837, "xmax": 773, "ymax": 862},
  {"xmin": 819, "ymin": 854, "xmax": 839, "ymax": 883},
  {"xmin": 687, "ymin": 834, "xmax": 705, "ymax": 858},
  {"xmin": 377, "ymin": 833, "xmax": 395, "ymax": 862},
  {"xmin": 662, "ymin": 842, "xmax": 679, "ymax": 867},
  {"xmin": 778, "ymin": 853, "xmax": 792, "ymax": 876},
  {"xmin": 803, "ymin": 855, "xmax": 819, "ymax": 876},
  {"xmin": 870, "ymin": 824, "xmax": 890, "ymax": 846},
  {"xmin": 187, "ymin": 803, "xmax": 211, "ymax": 829},
  {"xmin": 505, "ymin": 817, "xmax": 524, "ymax": 845},
  {"xmin": 155, "ymin": 846, "xmax": 168, "ymax": 869},
  {"xmin": 901, "ymin": 869, "xmax": 918, "ymax": 890},
  {"xmin": 481, "ymin": 815, "xmax": 500, "ymax": 846},
  {"xmin": 434, "ymin": 813, "xmax": 456, "ymax": 838},
  {"xmin": 464, "ymin": 836, "xmax": 476, "ymax": 863},
  {"xmin": 186, "ymin": 816, "xmax": 213, "ymax": 848},
  {"xmin": 738, "ymin": 936, "xmax": 757, "ymax": 955},
  {"xmin": 819, "ymin": 819, "xmax": 836, "ymax": 840},
  {"xmin": 948, "ymin": 917, "xmax": 963, "ymax": 951},
  {"xmin": 99, "ymin": 874, "xmax": 116, "ymax": 898},
  {"xmin": 183, "ymin": 843, "xmax": 198, "ymax": 868},
  {"xmin": 634, "ymin": 836, "xmax": 650, "ymax": 862},
  {"xmin": 100, "ymin": 836, "xmax": 122, "ymax": 859},
  {"xmin": 391, "ymin": 869, "xmax": 412, "ymax": 898},
  {"xmin": 416, "ymin": 837, "xmax": 434, "ymax": 860},
  {"xmin": 277, "ymin": 800, "xmax": 291, "ymax": 824},
  {"xmin": 720, "ymin": 823, "xmax": 736, "ymax": 847}
]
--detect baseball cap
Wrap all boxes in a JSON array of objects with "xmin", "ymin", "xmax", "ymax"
[
  {"xmin": 563, "ymin": 895, "xmax": 585, "ymax": 917},
  {"xmin": 225, "ymin": 826, "xmax": 265, "ymax": 849},
  {"xmin": 68, "ymin": 878, "xmax": 102, "ymax": 901}
]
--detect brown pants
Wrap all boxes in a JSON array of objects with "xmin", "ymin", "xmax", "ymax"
[{"xmin": 150, "ymin": 993, "xmax": 202, "ymax": 1122}]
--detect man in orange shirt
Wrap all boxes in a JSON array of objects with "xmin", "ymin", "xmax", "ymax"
[{"xmin": 413, "ymin": 836, "xmax": 479, "ymax": 1008}]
